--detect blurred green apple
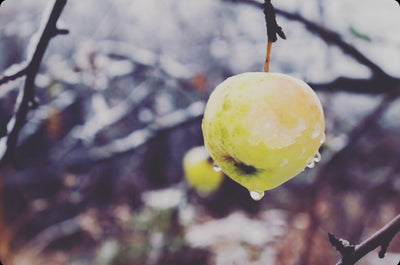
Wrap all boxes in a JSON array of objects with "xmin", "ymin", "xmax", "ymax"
[
  {"xmin": 202, "ymin": 72, "xmax": 325, "ymax": 200},
  {"xmin": 182, "ymin": 146, "xmax": 224, "ymax": 195}
]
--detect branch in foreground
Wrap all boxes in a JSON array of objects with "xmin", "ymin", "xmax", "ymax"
[
  {"xmin": 0, "ymin": 0, "xmax": 68, "ymax": 166},
  {"xmin": 329, "ymin": 214, "xmax": 400, "ymax": 265}
]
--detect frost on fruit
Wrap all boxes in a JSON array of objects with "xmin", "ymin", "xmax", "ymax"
[{"xmin": 201, "ymin": 72, "xmax": 325, "ymax": 197}]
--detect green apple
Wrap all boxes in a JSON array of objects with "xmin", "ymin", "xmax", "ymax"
[
  {"xmin": 202, "ymin": 72, "xmax": 325, "ymax": 199},
  {"xmin": 182, "ymin": 146, "xmax": 224, "ymax": 195}
]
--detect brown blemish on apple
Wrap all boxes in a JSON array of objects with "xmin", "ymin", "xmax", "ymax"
[
  {"xmin": 223, "ymin": 154, "xmax": 257, "ymax": 175},
  {"xmin": 234, "ymin": 162, "xmax": 257, "ymax": 175}
]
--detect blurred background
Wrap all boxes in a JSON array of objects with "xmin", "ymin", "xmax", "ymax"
[{"xmin": 0, "ymin": 0, "xmax": 400, "ymax": 264}]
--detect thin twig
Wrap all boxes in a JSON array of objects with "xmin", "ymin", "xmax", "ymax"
[
  {"xmin": 0, "ymin": 67, "xmax": 28, "ymax": 86},
  {"xmin": 309, "ymin": 76, "xmax": 399, "ymax": 94},
  {"xmin": 0, "ymin": 0, "xmax": 68, "ymax": 166}
]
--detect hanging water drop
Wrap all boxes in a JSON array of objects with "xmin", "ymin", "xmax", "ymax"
[
  {"xmin": 213, "ymin": 163, "xmax": 222, "ymax": 172},
  {"xmin": 249, "ymin": 190, "xmax": 265, "ymax": 201},
  {"xmin": 313, "ymin": 151, "xmax": 321, "ymax": 163},
  {"xmin": 306, "ymin": 157, "xmax": 315, "ymax": 168}
]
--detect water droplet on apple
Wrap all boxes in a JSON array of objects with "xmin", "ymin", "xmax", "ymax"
[
  {"xmin": 306, "ymin": 152, "xmax": 321, "ymax": 169},
  {"xmin": 306, "ymin": 157, "xmax": 315, "ymax": 168},
  {"xmin": 213, "ymin": 163, "xmax": 222, "ymax": 172},
  {"xmin": 249, "ymin": 190, "xmax": 264, "ymax": 201},
  {"xmin": 313, "ymin": 151, "xmax": 321, "ymax": 163}
]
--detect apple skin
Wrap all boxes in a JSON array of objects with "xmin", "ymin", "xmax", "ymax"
[
  {"xmin": 183, "ymin": 146, "xmax": 224, "ymax": 195},
  {"xmin": 202, "ymin": 72, "xmax": 325, "ymax": 193}
]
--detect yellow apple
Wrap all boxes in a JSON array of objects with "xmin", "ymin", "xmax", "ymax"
[
  {"xmin": 182, "ymin": 146, "xmax": 224, "ymax": 195},
  {"xmin": 202, "ymin": 72, "xmax": 325, "ymax": 199}
]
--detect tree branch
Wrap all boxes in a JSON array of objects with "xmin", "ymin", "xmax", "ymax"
[
  {"xmin": 273, "ymin": 8, "xmax": 389, "ymax": 79},
  {"xmin": 0, "ymin": 0, "xmax": 68, "ymax": 166},
  {"xmin": 329, "ymin": 214, "xmax": 400, "ymax": 265},
  {"xmin": 309, "ymin": 76, "xmax": 399, "ymax": 94},
  {"xmin": 223, "ymin": 0, "xmax": 393, "ymax": 79},
  {"xmin": 0, "ymin": 67, "xmax": 27, "ymax": 86}
]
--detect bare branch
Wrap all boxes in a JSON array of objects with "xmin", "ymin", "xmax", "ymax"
[
  {"xmin": 223, "ymin": 0, "xmax": 393, "ymax": 79},
  {"xmin": 328, "ymin": 233, "xmax": 355, "ymax": 263},
  {"xmin": 0, "ymin": 67, "xmax": 27, "ymax": 86},
  {"xmin": 309, "ymin": 76, "xmax": 400, "ymax": 94},
  {"xmin": 330, "ymin": 214, "xmax": 400, "ymax": 265},
  {"xmin": 273, "ymin": 9, "xmax": 389, "ymax": 79},
  {"xmin": 0, "ymin": 0, "xmax": 68, "ymax": 166}
]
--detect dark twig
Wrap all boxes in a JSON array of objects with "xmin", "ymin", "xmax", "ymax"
[
  {"xmin": 0, "ymin": 67, "xmax": 28, "ymax": 86},
  {"xmin": 309, "ymin": 76, "xmax": 399, "ymax": 94},
  {"xmin": 329, "ymin": 214, "xmax": 400, "ymax": 265},
  {"xmin": 0, "ymin": 0, "xmax": 68, "ymax": 166},
  {"xmin": 328, "ymin": 233, "xmax": 356, "ymax": 262},
  {"xmin": 263, "ymin": 0, "xmax": 286, "ymax": 42}
]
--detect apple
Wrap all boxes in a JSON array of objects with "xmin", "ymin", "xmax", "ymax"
[
  {"xmin": 182, "ymin": 146, "xmax": 224, "ymax": 195},
  {"xmin": 202, "ymin": 72, "xmax": 325, "ymax": 200}
]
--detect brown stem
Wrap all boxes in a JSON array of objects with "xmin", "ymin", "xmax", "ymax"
[
  {"xmin": 262, "ymin": 0, "xmax": 285, "ymax": 72},
  {"xmin": 264, "ymin": 41, "xmax": 272, "ymax": 72}
]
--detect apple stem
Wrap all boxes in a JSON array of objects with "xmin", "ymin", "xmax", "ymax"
[
  {"xmin": 264, "ymin": 41, "xmax": 272, "ymax": 72},
  {"xmin": 263, "ymin": 0, "xmax": 286, "ymax": 72}
]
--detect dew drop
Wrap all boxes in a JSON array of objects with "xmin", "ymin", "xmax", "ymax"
[
  {"xmin": 250, "ymin": 190, "xmax": 265, "ymax": 201},
  {"xmin": 306, "ymin": 157, "xmax": 315, "ymax": 169},
  {"xmin": 313, "ymin": 151, "xmax": 322, "ymax": 163},
  {"xmin": 306, "ymin": 152, "xmax": 321, "ymax": 169},
  {"xmin": 213, "ymin": 163, "xmax": 222, "ymax": 172}
]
